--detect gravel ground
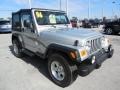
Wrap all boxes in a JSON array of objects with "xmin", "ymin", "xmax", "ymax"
[{"xmin": 0, "ymin": 31, "xmax": 120, "ymax": 90}]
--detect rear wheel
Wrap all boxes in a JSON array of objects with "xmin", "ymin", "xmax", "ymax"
[
  {"xmin": 12, "ymin": 39, "xmax": 23, "ymax": 58},
  {"xmin": 48, "ymin": 53, "xmax": 78, "ymax": 87}
]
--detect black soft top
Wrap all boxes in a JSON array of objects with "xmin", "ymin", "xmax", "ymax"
[{"xmin": 12, "ymin": 8, "xmax": 65, "ymax": 14}]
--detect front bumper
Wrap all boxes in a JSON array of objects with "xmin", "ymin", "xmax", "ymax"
[{"xmin": 77, "ymin": 45, "xmax": 114, "ymax": 76}]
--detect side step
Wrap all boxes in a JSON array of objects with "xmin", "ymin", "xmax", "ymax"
[{"xmin": 22, "ymin": 49, "xmax": 35, "ymax": 57}]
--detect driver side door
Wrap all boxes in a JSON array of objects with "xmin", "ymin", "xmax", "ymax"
[{"xmin": 21, "ymin": 12, "xmax": 38, "ymax": 52}]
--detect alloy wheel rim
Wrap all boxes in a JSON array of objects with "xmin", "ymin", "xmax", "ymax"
[
  {"xmin": 107, "ymin": 28, "xmax": 112, "ymax": 34},
  {"xmin": 51, "ymin": 61, "xmax": 65, "ymax": 81}
]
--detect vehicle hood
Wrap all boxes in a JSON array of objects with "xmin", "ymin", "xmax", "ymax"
[{"xmin": 39, "ymin": 28, "xmax": 103, "ymax": 46}]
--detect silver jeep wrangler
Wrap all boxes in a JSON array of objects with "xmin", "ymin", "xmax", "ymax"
[{"xmin": 12, "ymin": 8, "xmax": 114, "ymax": 87}]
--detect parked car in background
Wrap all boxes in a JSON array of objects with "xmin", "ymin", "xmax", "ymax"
[
  {"xmin": 0, "ymin": 20, "xmax": 11, "ymax": 33},
  {"xmin": 89, "ymin": 19, "xmax": 99, "ymax": 28},
  {"xmin": 70, "ymin": 20, "xmax": 77, "ymax": 28},
  {"xmin": 77, "ymin": 20, "xmax": 83, "ymax": 27},
  {"xmin": 103, "ymin": 19, "xmax": 120, "ymax": 35},
  {"xmin": 82, "ymin": 20, "xmax": 91, "ymax": 28}
]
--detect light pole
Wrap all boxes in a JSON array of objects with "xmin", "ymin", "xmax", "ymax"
[
  {"xmin": 59, "ymin": 0, "xmax": 62, "ymax": 10},
  {"xmin": 102, "ymin": 1, "xmax": 106, "ymax": 19},
  {"xmin": 116, "ymin": 3, "xmax": 120, "ymax": 18},
  {"xmin": 66, "ymin": 0, "xmax": 68, "ymax": 15},
  {"xmin": 88, "ymin": 0, "xmax": 91, "ymax": 19},
  {"xmin": 119, "ymin": 4, "xmax": 120, "ymax": 17},
  {"xmin": 112, "ymin": 1, "xmax": 116, "ymax": 18},
  {"xmin": 102, "ymin": 6, "xmax": 104, "ymax": 20},
  {"xmin": 28, "ymin": 0, "xmax": 31, "ymax": 9}
]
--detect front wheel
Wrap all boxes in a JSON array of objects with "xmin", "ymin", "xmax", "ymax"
[{"xmin": 48, "ymin": 54, "xmax": 77, "ymax": 87}]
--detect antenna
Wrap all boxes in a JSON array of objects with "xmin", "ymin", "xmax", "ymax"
[
  {"xmin": 88, "ymin": 0, "xmax": 91, "ymax": 19},
  {"xmin": 60, "ymin": 0, "xmax": 62, "ymax": 10}
]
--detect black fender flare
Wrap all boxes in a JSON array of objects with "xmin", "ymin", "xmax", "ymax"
[
  {"xmin": 45, "ymin": 44, "xmax": 79, "ymax": 61},
  {"xmin": 12, "ymin": 34, "xmax": 24, "ymax": 48}
]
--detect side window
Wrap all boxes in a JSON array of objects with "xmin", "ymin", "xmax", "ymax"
[
  {"xmin": 22, "ymin": 14, "xmax": 33, "ymax": 29},
  {"xmin": 12, "ymin": 14, "xmax": 20, "ymax": 28}
]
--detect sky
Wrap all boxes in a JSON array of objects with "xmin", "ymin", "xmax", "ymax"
[{"xmin": 0, "ymin": 0, "xmax": 120, "ymax": 19}]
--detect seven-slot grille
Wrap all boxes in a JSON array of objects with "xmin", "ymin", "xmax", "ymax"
[{"xmin": 88, "ymin": 38, "xmax": 102, "ymax": 54}]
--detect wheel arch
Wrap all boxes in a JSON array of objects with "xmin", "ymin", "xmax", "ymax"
[
  {"xmin": 12, "ymin": 34, "xmax": 24, "ymax": 48},
  {"xmin": 45, "ymin": 44, "xmax": 78, "ymax": 64}
]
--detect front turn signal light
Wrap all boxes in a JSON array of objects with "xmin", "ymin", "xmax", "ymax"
[{"xmin": 70, "ymin": 51, "xmax": 77, "ymax": 59}]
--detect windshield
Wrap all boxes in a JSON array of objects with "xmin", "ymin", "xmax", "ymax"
[
  {"xmin": 0, "ymin": 21, "xmax": 10, "ymax": 25},
  {"xmin": 34, "ymin": 10, "xmax": 70, "ymax": 25}
]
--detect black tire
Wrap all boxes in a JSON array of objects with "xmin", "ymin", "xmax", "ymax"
[
  {"xmin": 105, "ymin": 28, "xmax": 113, "ymax": 35},
  {"xmin": 95, "ymin": 64, "xmax": 101, "ymax": 69},
  {"xmin": 107, "ymin": 45, "xmax": 114, "ymax": 58},
  {"xmin": 95, "ymin": 59, "xmax": 101, "ymax": 69},
  {"xmin": 12, "ymin": 39, "xmax": 23, "ymax": 58},
  {"xmin": 48, "ymin": 53, "xmax": 78, "ymax": 87},
  {"xmin": 78, "ymin": 65, "xmax": 90, "ymax": 76}
]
